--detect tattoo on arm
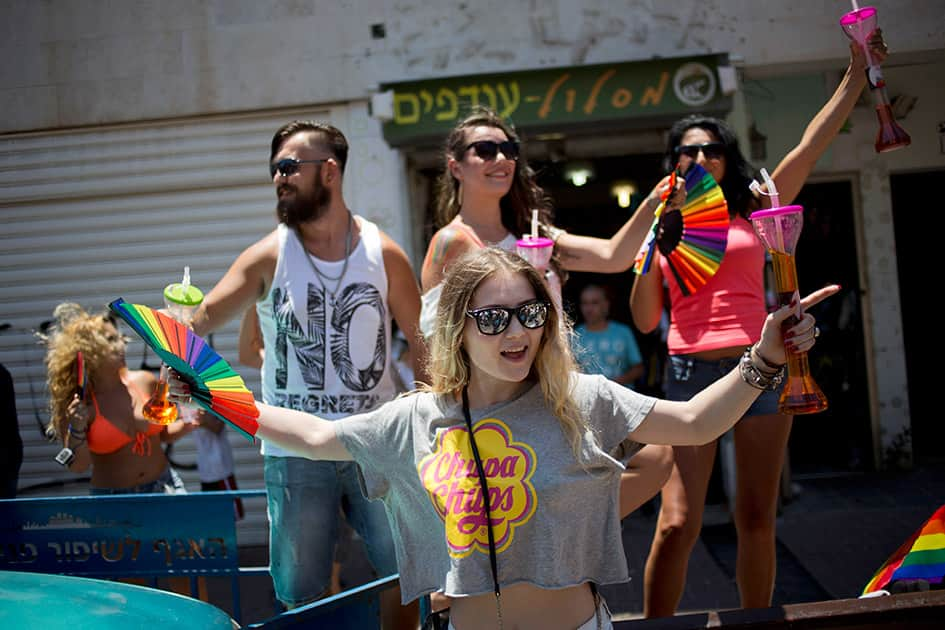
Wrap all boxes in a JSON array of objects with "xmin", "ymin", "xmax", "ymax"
[{"xmin": 423, "ymin": 228, "xmax": 463, "ymax": 277}]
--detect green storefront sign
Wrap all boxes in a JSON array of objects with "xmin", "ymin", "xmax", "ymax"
[{"xmin": 381, "ymin": 53, "xmax": 730, "ymax": 146}]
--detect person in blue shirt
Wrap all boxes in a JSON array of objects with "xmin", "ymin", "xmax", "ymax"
[{"xmin": 573, "ymin": 284, "xmax": 644, "ymax": 389}]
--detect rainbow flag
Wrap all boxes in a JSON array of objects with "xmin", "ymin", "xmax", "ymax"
[{"xmin": 863, "ymin": 504, "xmax": 945, "ymax": 594}]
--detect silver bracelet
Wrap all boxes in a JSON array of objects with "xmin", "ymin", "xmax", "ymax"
[
  {"xmin": 544, "ymin": 225, "xmax": 567, "ymax": 243},
  {"xmin": 738, "ymin": 346, "xmax": 784, "ymax": 391}
]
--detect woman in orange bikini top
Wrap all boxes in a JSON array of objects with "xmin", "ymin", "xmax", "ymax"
[{"xmin": 44, "ymin": 303, "xmax": 196, "ymax": 493}]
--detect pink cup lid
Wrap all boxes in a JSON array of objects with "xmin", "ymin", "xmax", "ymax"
[
  {"xmin": 840, "ymin": 6, "xmax": 877, "ymax": 26},
  {"xmin": 516, "ymin": 236, "xmax": 554, "ymax": 248},
  {"xmin": 749, "ymin": 205, "xmax": 803, "ymax": 220}
]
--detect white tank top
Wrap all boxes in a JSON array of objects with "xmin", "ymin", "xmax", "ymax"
[{"xmin": 257, "ymin": 217, "xmax": 396, "ymax": 457}]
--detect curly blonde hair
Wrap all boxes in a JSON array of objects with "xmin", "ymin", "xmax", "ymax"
[
  {"xmin": 41, "ymin": 303, "xmax": 122, "ymax": 439},
  {"xmin": 425, "ymin": 248, "xmax": 588, "ymax": 456}
]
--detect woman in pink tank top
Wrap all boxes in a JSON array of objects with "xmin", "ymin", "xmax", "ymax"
[{"xmin": 630, "ymin": 33, "xmax": 888, "ymax": 617}]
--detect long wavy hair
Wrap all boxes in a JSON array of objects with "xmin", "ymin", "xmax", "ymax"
[
  {"xmin": 433, "ymin": 107, "xmax": 554, "ymax": 236},
  {"xmin": 425, "ymin": 248, "xmax": 588, "ymax": 456},
  {"xmin": 41, "ymin": 304, "xmax": 122, "ymax": 439},
  {"xmin": 663, "ymin": 115, "xmax": 759, "ymax": 220}
]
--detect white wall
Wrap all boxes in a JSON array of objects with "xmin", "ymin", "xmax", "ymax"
[{"xmin": 2, "ymin": 1, "xmax": 943, "ymax": 133}]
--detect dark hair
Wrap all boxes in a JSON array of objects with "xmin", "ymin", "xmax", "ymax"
[
  {"xmin": 270, "ymin": 120, "xmax": 349, "ymax": 174},
  {"xmin": 433, "ymin": 106, "xmax": 553, "ymax": 237},
  {"xmin": 663, "ymin": 115, "xmax": 758, "ymax": 219}
]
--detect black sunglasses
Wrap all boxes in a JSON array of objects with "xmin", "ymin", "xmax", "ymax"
[
  {"xmin": 675, "ymin": 142, "xmax": 725, "ymax": 160},
  {"xmin": 269, "ymin": 158, "xmax": 330, "ymax": 178},
  {"xmin": 466, "ymin": 300, "xmax": 549, "ymax": 335},
  {"xmin": 465, "ymin": 140, "xmax": 520, "ymax": 161}
]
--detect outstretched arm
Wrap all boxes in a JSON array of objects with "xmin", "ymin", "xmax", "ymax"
[
  {"xmin": 631, "ymin": 285, "xmax": 839, "ymax": 445},
  {"xmin": 770, "ymin": 33, "xmax": 888, "ymax": 206},
  {"xmin": 169, "ymin": 371, "xmax": 353, "ymax": 461},
  {"xmin": 253, "ymin": 403, "xmax": 353, "ymax": 461},
  {"xmin": 555, "ymin": 176, "xmax": 684, "ymax": 273}
]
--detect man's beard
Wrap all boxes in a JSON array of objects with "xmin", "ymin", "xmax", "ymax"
[{"xmin": 276, "ymin": 168, "xmax": 332, "ymax": 228}]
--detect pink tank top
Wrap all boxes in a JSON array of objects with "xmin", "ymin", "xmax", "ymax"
[{"xmin": 661, "ymin": 215, "xmax": 767, "ymax": 355}]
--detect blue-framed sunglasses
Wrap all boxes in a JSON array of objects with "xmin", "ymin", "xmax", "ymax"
[
  {"xmin": 269, "ymin": 157, "xmax": 330, "ymax": 178},
  {"xmin": 466, "ymin": 300, "xmax": 549, "ymax": 335}
]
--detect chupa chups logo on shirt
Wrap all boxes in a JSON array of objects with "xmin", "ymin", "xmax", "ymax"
[{"xmin": 418, "ymin": 419, "xmax": 537, "ymax": 558}]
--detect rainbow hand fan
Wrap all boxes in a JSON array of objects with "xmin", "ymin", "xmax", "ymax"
[
  {"xmin": 863, "ymin": 504, "xmax": 945, "ymax": 595},
  {"xmin": 633, "ymin": 170, "xmax": 677, "ymax": 275},
  {"xmin": 109, "ymin": 298, "xmax": 259, "ymax": 440},
  {"xmin": 634, "ymin": 163, "xmax": 729, "ymax": 296}
]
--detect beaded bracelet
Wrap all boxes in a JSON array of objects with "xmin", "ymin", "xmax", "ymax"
[{"xmin": 738, "ymin": 346, "xmax": 785, "ymax": 391}]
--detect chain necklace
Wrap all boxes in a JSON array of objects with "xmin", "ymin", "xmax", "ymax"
[{"xmin": 295, "ymin": 211, "xmax": 353, "ymax": 308}]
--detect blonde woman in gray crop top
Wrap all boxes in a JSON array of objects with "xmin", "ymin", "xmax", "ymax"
[{"xmin": 171, "ymin": 248, "xmax": 831, "ymax": 630}]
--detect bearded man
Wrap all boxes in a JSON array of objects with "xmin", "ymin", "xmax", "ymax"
[{"xmin": 191, "ymin": 121, "xmax": 425, "ymax": 628}]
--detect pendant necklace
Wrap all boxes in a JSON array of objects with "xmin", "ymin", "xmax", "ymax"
[{"xmin": 295, "ymin": 211, "xmax": 353, "ymax": 308}]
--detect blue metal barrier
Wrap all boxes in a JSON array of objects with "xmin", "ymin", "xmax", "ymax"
[
  {"xmin": 250, "ymin": 573, "xmax": 399, "ymax": 629},
  {"xmin": 0, "ymin": 490, "xmax": 403, "ymax": 628},
  {"xmin": 0, "ymin": 490, "xmax": 268, "ymax": 624}
]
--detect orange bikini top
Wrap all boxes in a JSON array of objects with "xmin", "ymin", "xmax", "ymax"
[{"xmin": 86, "ymin": 380, "xmax": 163, "ymax": 456}]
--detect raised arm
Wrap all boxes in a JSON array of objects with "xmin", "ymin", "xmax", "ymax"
[
  {"xmin": 630, "ymin": 285, "xmax": 839, "ymax": 445},
  {"xmin": 191, "ymin": 232, "xmax": 278, "ymax": 337},
  {"xmin": 770, "ymin": 34, "xmax": 887, "ymax": 206},
  {"xmin": 555, "ymin": 176, "xmax": 683, "ymax": 273},
  {"xmin": 381, "ymin": 232, "xmax": 430, "ymax": 385}
]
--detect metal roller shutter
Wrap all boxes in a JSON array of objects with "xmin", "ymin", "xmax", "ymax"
[{"xmin": 0, "ymin": 107, "xmax": 346, "ymax": 547}]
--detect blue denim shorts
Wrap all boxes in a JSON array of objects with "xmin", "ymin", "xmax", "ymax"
[
  {"xmin": 264, "ymin": 456, "xmax": 399, "ymax": 607},
  {"xmin": 89, "ymin": 467, "xmax": 185, "ymax": 495},
  {"xmin": 665, "ymin": 354, "xmax": 780, "ymax": 416}
]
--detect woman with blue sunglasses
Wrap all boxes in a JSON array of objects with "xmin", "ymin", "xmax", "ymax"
[
  {"xmin": 631, "ymin": 30, "xmax": 889, "ymax": 618},
  {"xmin": 172, "ymin": 247, "xmax": 830, "ymax": 629}
]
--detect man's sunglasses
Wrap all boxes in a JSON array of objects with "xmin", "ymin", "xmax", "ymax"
[
  {"xmin": 466, "ymin": 300, "xmax": 549, "ymax": 335},
  {"xmin": 674, "ymin": 142, "xmax": 725, "ymax": 160},
  {"xmin": 465, "ymin": 140, "xmax": 520, "ymax": 161},
  {"xmin": 269, "ymin": 158, "xmax": 330, "ymax": 178}
]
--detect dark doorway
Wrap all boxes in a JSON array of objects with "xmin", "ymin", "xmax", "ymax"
[
  {"xmin": 536, "ymin": 153, "xmax": 668, "ymax": 396},
  {"xmin": 790, "ymin": 179, "xmax": 873, "ymax": 473},
  {"xmin": 891, "ymin": 170, "xmax": 944, "ymax": 465}
]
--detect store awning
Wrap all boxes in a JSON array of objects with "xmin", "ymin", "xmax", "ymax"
[{"xmin": 378, "ymin": 53, "xmax": 733, "ymax": 147}]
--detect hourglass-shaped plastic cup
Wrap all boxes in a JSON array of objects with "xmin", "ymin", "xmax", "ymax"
[
  {"xmin": 749, "ymin": 205, "xmax": 828, "ymax": 415},
  {"xmin": 840, "ymin": 6, "xmax": 910, "ymax": 153},
  {"xmin": 516, "ymin": 236, "xmax": 562, "ymax": 309},
  {"xmin": 516, "ymin": 236, "xmax": 554, "ymax": 271},
  {"xmin": 142, "ymin": 270, "xmax": 205, "ymax": 425}
]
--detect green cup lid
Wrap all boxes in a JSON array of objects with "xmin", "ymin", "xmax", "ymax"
[{"xmin": 164, "ymin": 283, "xmax": 204, "ymax": 306}]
